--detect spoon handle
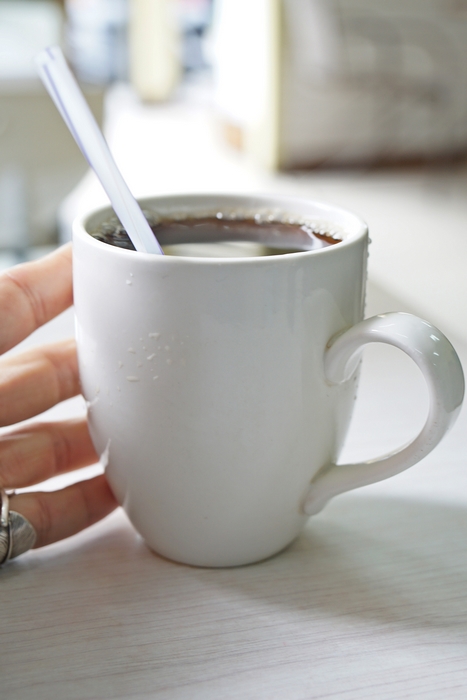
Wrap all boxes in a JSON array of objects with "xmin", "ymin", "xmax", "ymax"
[{"xmin": 35, "ymin": 46, "xmax": 163, "ymax": 255}]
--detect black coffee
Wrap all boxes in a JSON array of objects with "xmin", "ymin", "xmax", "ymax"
[{"xmin": 90, "ymin": 214, "xmax": 342, "ymax": 257}]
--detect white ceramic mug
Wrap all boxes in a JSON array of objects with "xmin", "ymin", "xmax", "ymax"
[{"xmin": 73, "ymin": 194, "xmax": 464, "ymax": 567}]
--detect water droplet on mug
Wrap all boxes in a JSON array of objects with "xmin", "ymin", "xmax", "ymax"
[{"xmin": 126, "ymin": 376, "xmax": 139, "ymax": 382}]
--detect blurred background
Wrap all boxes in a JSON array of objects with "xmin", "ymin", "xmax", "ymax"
[{"xmin": 1, "ymin": 0, "xmax": 467, "ymax": 343}]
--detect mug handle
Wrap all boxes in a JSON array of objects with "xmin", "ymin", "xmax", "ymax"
[{"xmin": 303, "ymin": 312, "xmax": 465, "ymax": 516}]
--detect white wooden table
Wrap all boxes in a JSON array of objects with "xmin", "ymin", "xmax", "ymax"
[
  {"xmin": 2, "ymin": 278, "xmax": 467, "ymax": 700},
  {"xmin": 3, "ymin": 81, "xmax": 467, "ymax": 699}
]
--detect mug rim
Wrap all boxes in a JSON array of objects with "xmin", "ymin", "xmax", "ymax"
[{"xmin": 73, "ymin": 192, "xmax": 368, "ymax": 264}]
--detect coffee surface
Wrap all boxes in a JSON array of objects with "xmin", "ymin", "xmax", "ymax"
[{"xmin": 90, "ymin": 215, "xmax": 342, "ymax": 256}]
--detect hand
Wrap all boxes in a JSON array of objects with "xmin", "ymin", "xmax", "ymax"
[{"xmin": 0, "ymin": 244, "xmax": 118, "ymax": 551}]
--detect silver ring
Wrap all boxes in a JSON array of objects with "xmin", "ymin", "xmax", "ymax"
[{"xmin": 0, "ymin": 490, "xmax": 37, "ymax": 565}]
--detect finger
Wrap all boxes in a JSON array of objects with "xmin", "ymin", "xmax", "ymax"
[
  {"xmin": 0, "ymin": 417, "xmax": 98, "ymax": 489},
  {"xmin": 0, "ymin": 339, "xmax": 80, "ymax": 427},
  {"xmin": 0, "ymin": 244, "xmax": 72, "ymax": 355},
  {"xmin": 10, "ymin": 475, "xmax": 118, "ymax": 549}
]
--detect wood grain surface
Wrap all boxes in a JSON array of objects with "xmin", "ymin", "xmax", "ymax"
[{"xmin": 2, "ymin": 281, "xmax": 467, "ymax": 699}]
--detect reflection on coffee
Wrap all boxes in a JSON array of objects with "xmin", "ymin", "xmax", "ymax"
[{"xmin": 89, "ymin": 213, "xmax": 343, "ymax": 257}]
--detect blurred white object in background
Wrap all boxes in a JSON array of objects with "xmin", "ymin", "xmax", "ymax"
[
  {"xmin": 211, "ymin": 0, "xmax": 280, "ymax": 167},
  {"xmin": 129, "ymin": 0, "xmax": 182, "ymax": 101},
  {"xmin": 212, "ymin": 0, "xmax": 467, "ymax": 169}
]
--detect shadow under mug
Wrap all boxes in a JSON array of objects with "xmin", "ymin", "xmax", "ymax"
[{"xmin": 73, "ymin": 194, "xmax": 464, "ymax": 567}]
